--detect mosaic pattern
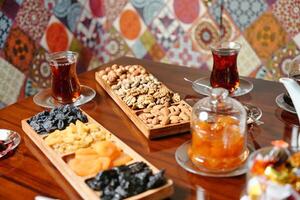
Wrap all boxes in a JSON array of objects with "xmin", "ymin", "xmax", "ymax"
[
  {"xmin": 4, "ymin": 28, "xmax": 36, "ymax": 72},
  {"xmin": 245, "ymin": 12, "xmax": 287, "ymax": 60},
  {"xmin": 0, "ymin": 11, "xmax": 12, "ymax": 48},
  {"xmin": 1, "ymin": 0, "xmax": 20, "ymax": 20},
  {"xmin": 225, "ymin": 0, "xmax": 268, "ymax": 30},
  {"xmin": 149, "ymin": 6, "xmax": 184, "ymax": 51},
  {"xmin": 74, "ymin": 8, "xmax": 103, "ymax": 52},
  {"xmin": 0, "ymin": 0, "xmax": 300, "ymax": 107},
  {"xmin": 53, "ymin": 0, "xmax": 83, "ymax": 32},
  {"xmin": 131, "ymin": 0, "xmax": 166, "ymax": 25},
  {"xmin": 235, "ymin": 36, "xmax": 261, "ymax": 76},
  {"xmin": 15, "ymin": 0, "xmax": 51, "ymax": 42},
  {"xmin": 105, "ymin": 0, "xmax": 128, "ymax": 29},
  {"xmin": 40, "ymin": 15, "xmax": 73, "ymax": 53},
  {"xmin": 168, "ymin": 0, "xmax": 206, "ymax": 31},
  {"xmin": 166, "ymin": 34, "xmax": 207, "ymax": 68},
  {"xmin": 70, "ymin": 38, "xmax": 93, "ymax": 74},
  {"xmin": 0, "ymin": 57, "xmax": 25, "ymax": 105},
  {"xmin": 266, "ymin": 41, "xmax": 300, "ymax": 80},
  {"xmin": 190, "ymin": 14, "xmax": 219, "ymax": 56},
  {"xmin": 101, "ymin": 27, "xmax": 129, "ymax": 62},
  {"xmin": 29, "ymin": 47, "xmax": 51, "ymax": 88},
  {"xmin": 208, "ymin": 2, "xmax": 240, "ymax": 41},
  {"xmin": 272, "ymin": 0, "xmax": 300, "ymax": 37},
  {"xmin": 113, "ymin": 3, "xmax": 147, "ymax": 47}
]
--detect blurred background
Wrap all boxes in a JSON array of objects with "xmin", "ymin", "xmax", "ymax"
[{"xmin": 0, "ymin": 0, "xmax": 299, "ymax": 109}]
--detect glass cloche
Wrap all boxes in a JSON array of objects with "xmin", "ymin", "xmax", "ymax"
[{"xmin": 189, "ymin": 88, "xmax": 248, "ymax": 173}]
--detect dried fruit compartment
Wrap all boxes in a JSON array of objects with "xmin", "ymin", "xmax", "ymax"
[{"xmin": 22, "ymin": 112, "xmax": 173, "ymax": 200}]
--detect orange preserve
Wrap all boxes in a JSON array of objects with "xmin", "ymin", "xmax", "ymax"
[{"xmin": 190, "ymin": 88, "xmax": 248, "ymax": 173}]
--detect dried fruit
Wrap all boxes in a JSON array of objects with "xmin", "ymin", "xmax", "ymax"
[{"xmin": 85, "ymin": 162, "xmax": 166, "ymax": 199}]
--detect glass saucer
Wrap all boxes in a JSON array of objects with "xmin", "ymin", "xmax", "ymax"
[
  {"xmin": 175, "ymin": 140, "xmax": 249, "ymax": 177},
  {"xmin": 0, "ymin": 129, "xmax": 21, "ymax": 158},
  {"xmin": 275, "ymin": 93, "xmax": 296, "ymax": 114},
  {"xmin": 33, "ymin": 85, "xmax": 96, "ymax": 108},
  {"xmin": 192, "ymin": 77, "xmax": 253, "ymax": 97}
]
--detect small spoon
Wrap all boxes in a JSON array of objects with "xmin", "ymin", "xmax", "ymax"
[{"xmin": 183, "ymin": 77, "xmax": 212, "ymax": 91}]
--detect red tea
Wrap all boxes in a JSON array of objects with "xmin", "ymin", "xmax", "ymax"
[
  {"xmin": 49, "ymin": 54, "xmax": 81, "ymax": 104},
  {"xmin": 210, "ymin": 43, "xmax": 240, "ymax": 93}
]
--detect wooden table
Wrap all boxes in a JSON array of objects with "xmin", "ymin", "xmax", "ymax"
[{"xmin": 0, "ymin": 57, "xmax": 299, "ymax": 200}]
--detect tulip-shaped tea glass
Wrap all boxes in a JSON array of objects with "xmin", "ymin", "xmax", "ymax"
[
  {"xmin": 210, "ymin": 42, "xmax": 241, "ymax": 93},
  {"xmin": 47, "ymin": 51, "xmax": 81, "ymax": 104}
]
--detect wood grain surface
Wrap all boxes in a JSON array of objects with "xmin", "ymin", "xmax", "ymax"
[{"xmin": 0, "ymin": 57, "xmax": 298, "ymax": 200}]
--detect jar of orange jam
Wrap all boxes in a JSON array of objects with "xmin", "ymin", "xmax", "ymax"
[{"xmin": 190, "ymin": 88, "xmax": 248, "ymax": 173}]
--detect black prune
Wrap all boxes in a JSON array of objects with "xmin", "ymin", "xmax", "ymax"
[
  {"xmin": 86, "ymin": 162, "xmax": 167, "ymax": 200},
  {"xmin": 28, "ymin": 105, "xmax": 88, "ymax": 134}
]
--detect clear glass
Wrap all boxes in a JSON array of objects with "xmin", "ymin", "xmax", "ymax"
[
  {"xmin": 210, "ymin": 41, "xmax": 241, "ymax": 93},
  {"xmin": 47, "ymin": 51, "xmax": 81, "ymax": 104},
  {"xmin": 190, "ymin": 88, "xmax": 248, "ymax": 173}
]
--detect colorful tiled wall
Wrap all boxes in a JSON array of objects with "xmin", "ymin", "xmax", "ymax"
[{"xmin": 0, "ymin": 0, "xmax": 299, "ymax": 108}]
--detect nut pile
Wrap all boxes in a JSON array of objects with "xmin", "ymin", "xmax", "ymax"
[
  {"xmin": 97, "ymin": 64, "xmax": 181, "ymax": 109},
  {"xmin": 138, "ymin": 102, "xmax": 191, "ymax": 128}
]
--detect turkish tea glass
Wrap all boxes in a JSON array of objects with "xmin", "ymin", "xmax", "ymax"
[
  {"xmin": 210, "ymin": 42, "xmax": 241, "ymax": 93},
  {"xmin": 47, "ymin": 51, "xmax": 81, "ymax": 104}
]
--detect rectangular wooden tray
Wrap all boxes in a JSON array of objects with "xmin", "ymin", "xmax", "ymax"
[
  {"xmin": 95, "ymin": 68, "xmax": 191, "ymax": 139},
  {"xmin": 21, "ymin": 113, "xmax": 173, "ymax": 200}
]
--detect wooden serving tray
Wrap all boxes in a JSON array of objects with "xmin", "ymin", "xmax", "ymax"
[
  {"xmin": 21, "ymin": 113, "xmax": 173, "ymax": 200},
  {"xmin": 95, "ymin": 68, "xmax": 191, "ymax": 139}
]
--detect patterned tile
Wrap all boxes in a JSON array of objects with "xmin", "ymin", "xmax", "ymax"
[
  {"xmin": 272, "ymin": 0, "xmax": 300, "ymax": 37},
  {"xmin": 225, "ymin": 0, "xmax": 268, "ymax": 31},
  {"xmin": 74, "ymin": 8, "xmax": 104, "ymax": 53},
  {"xmin": 84, "ymin": 0, "xmax": 105, "ymax": 22},
  {"xmin": 4, "ymin": 28, "xmax": 36, "ymax": 72},
  {"xmin": 254, "ymin": 65, "xmax": 274, "ymax": 80},
  {"xmin": 15, "ymin": 0, "xmax": 51, "ymax": 42},
  {"xmin": 208, "ymin": 1, "xmax": 240, "ymax": 41},
  {"xmin": 293, "ymin": 33, "xmax": 300, "ymax": 49},
  {"xmin": 190, "ymin": 14, "xmax": 219, "ymax": 56},
  {"xmin": 43, "ymin": 0, "xmax": 56, "ymax": 11},
  {"xmin": 24, "ymin": 77, "xmax": 41, "ymax": 98},
  {"xmin": 245, "ymin": 12, "xmax": 288, "ymax": 60},
  {"xmin": 98, "ymin": 27, "xmax": 129, "ymax": 62},
  {"xmin": 1, "ymin": 0, "xmax": 20, "ymax": 20},
  {"xmin": 53, "ymin": 0, "xmax": 83, "ymax": 32},
  {"xmin": 168, "ymin": 0, "xmax": 206, "ymax": 31},
  {"xmin": 148, "ymin": 5, "xmax": 184, "ymax": 51},
  {"xmin": 0, "ymin": 11, "xmax": 13, "ymax": 48},
  {"xmin": 28, "ymin": 47, "xmax": 51, "ymax": 88},
  {"xmin": 166, "ymin": 34, "xmax": 207, "ymax": 68},
  {"xmin": 113, "ymin": 2, "xmax": 146, "ymax": 47},
  {"xmin": 235, "ymin": 36, "xmax": 261, "ymax": 76},
  {"xmin": 69, "ymin": 37, "xmax": 93, "ymax": 74},
  {"xmin": 131, "ymin": 0, "xmax": 166, "ymax": 25},
  {"xmin": 265, "ymin": 41, "xmax": 300, "ymax": 80},
  {"xmin": 15, "ymin": 0, "xmax": 23, "ymax": 5},
  {"xmin": 105, "ymin": 0, "xmax": 128, "ymax": 29},
  {"xmin": 88, "ymin": 56, "xmax": 103, "ymax": 71},
  {"xmin": 0, "ymin": 57, "xmax": 25, "ymax": 105},
  {"xmin": 147, "ymin": 42, "xmax": 165, "ymax": 61},
  {"xmin": 40, "ymin": 15, "xmax": 73, "ymax": 52}
]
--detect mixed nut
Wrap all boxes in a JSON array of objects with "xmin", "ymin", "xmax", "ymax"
[
  {"xmin": 96, "ymin": 64, "xmax": 191, "ymax": 127},
  {"xmin": 138, "ymin": 102, "xmax": 191, "ymax": 128}
]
